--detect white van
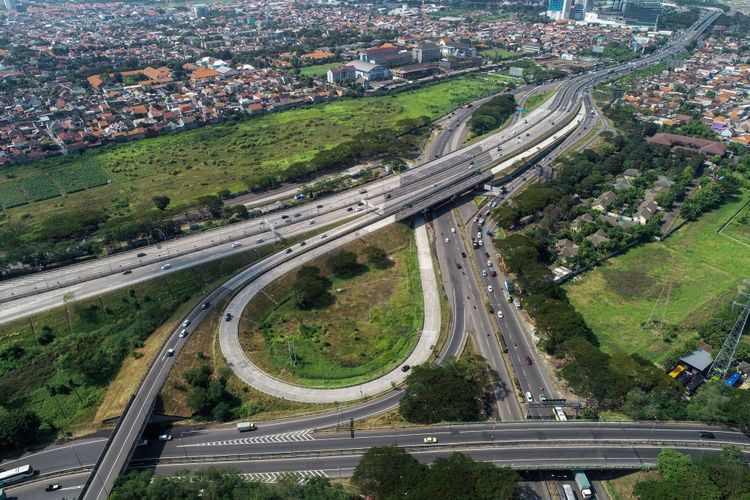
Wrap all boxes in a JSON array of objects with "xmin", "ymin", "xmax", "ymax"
[{"xmin": 525, "ymin": 392, "xmax": 533, "ymax": 403}]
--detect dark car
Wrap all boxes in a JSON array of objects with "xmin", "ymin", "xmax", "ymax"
[
  {"xmin": 461, "ymin": 252, "xmax": 467, "ymax": 258},
  {"xmin": 490, "ymin": 271, "xmax": 497, "ymax": 277},
  {"xmin": 201, "ymin": 302, "xmax": 210, "ymax": 310},
  {"xmin": 45, "ymin": 484, "xmax": 61, "ymax": 492},
  {"xmin": 700, "ymin": 431, "xmax": 715, "ymax": 439},
  {"xmin": 525, "ymin": 356, "xmax": 532, "ymax": 366},
  {"xmin": 401, "ymin": 365, "xmax": 411, "ymax": 372},
  {"xmin": 225, "ymin": 313, "xmax": 233, "ymax": 322},
  {"xmin": 137, "ymin": 252, "xmax": 147, "ymax": 257},
  {"xmin": 347, "ymin": 207, "xmax": 354, "ymax": 212},
  {"xmin": 286, "ymin": 248, "xmax": 293, "ymax": 254},
  {"xmin": 456, "ymin": 263, "xmax": 462, "ymax": 269},
  {"xmin": 122, "ymin": 270, "xmax": 133, "ymax": 275}
]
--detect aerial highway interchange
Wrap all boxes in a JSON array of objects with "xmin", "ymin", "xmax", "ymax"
[{"xmin": 2, "ymin": 8, "xmax": 745, "ymax": 500}]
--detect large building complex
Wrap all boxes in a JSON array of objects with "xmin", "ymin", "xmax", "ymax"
[
  {"xmin": 621, "ymin": 0, "xmax": 661, "ymax": 27},
  {"xmin": 547, "ymin": 0, "xmax": 573, "ymax": 20}
]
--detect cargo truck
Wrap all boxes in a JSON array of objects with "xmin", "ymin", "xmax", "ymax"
[
  {"xmin": 504, "ymin": 280, "xmax": 514, "ymax": 294},
  {"xmin": 573, "ymin": 471, "xmax": 592, "ymax": 499},
  {"xmin": 237, "ymin": 422, "xmax": 257, "ymax": 432}
]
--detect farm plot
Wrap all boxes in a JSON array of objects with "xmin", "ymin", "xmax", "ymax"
[
  {"xmin": 0, "ymin": 182, "xmax": 29, "ymax": 209},
  {"xmin": 21, "ymin": 175, "xmax": 62, "ymax": 202},
  {"xmin": 53, "ymin": 164, "xmax": 110, "ymax": 193}
]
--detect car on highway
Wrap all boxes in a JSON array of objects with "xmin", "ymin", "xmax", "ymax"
[
  {"xmin": 182, "ymin": 319, "xmax": 191, "ymax": 327},
  {"xmin": 444, "ymin": 237, "xmax": 450, "ymax": 243},
  {"xmin": 482, "ymin": 269, "xmax": 487, "ymax": 277},
  {"xmin": 401, "ymin": 365, "xmax": 411, "ymax": 372},
  {"xmin": 423, "ymin": 437, "xmax": 438, "ymax": 444},
  {"xmin": 225, "ymin": 313, "xmax": 233, "ymax": 322},
  {"xmin": 525, "ymin": 392, "xmax": 533, "ymax": 403},
  {"xmin": 231, "ymin": 241, "xmax": 241, "ymax": 248},
  {"xmin": 347, "ymin": 206, "xmax": 354, "ymax": 212},
  {"xmin": 161, "ymin": 263, "xmax": 172, "ymax": 270},
  {"xmin": 539, "ymin": 394, "xmax": 546, "ymax": 402},
  {"xmin": 45, "ymin": 484, "xmax": 61, "ymax": 492},
  {"xmin": 700, "ymin": 431, "xmax": 715, "ymax": 439},
  {"xmin": 179, "ymin": 329, "xmax": 188, "ymax": 338},
  {"xmin": 256, "ymin": 238, "xmax": 264, "ymax": 244},
  {"xmin": 321, "ymin": 234, "xmax": 328, "ymax": 239},
  {"xmin": 461, "ymin": 251, "xmax": 467, "ymax": 258},
  {"xmin": 158, "ymin": 434, "xmax": 172, "ymax": 441},
  {"xmin": 299, "ymin": 241, "xmax": 306, "ymax": 247},
  {"xmin": 451, "ymin": 227, "xmax": 456, "ymax": 233},
  {"xmin": 525, "ymin": 356, "xmax": 532, "ymax": 366},
  {"xmin": 137, "ymin": 252, "xmax": 147, "ymax": 257},
  {"xmin": 166, "ymin": 349, "xmax": 174, "ymax": 357},
  {"xmin": 490, "ymin": 270, "xmax": 497, "ymax": 277},
  {"xmin": 122, "ymin": 270, "xmax": 132, "ymax": 275},
  {"xmin": 317, "ymin": 204, "xmax": 324, "ymax": 209},
  {"xmin": 359, "ymin": 189, "xmax": 367, "ymax": 194},
  {"xmin": 286, "ymin": 248, "xmax": 293, "ymax": 254},
  {"xmin": 294, "ymin": 213, "xmax": 302, "ymax": 218},
  {"xmin": 201, "ymin": 302, "xmax": 210, "ymax": 309},
  {"xmin": 281, "ymin": 214, "xmax": 290, "ymax": 219},
  {"xmin": 309, "ymin": 219, "xmax": 315, "ymax": 225},
  {"xmin": 497, "ymin": 311, "xmax": 503, "ymax": 319},
  {"xmin": 487, "ymin": 285, "xmax": 494, "ymax": 293},
  {"xmin": 456, "ymin": 263, "xmax": 462, "ymax": 270}
]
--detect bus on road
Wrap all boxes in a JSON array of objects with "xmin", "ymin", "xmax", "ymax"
[
  {"xmin": 0, "ymin": 465, "xmax": 35, "ymax": 487},
  {"xmin": 553, "ymin": 406, "xmax": 568, "ymax": 421}
]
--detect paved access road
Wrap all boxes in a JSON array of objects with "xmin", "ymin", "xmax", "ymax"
[{"xmin": 6, "ymin": 421, "xmax": 748, "ymax": 499}]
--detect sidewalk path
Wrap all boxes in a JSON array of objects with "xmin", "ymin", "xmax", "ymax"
[{"xmin": 219, "ymin": 215, "xmax": 441, "ymax": 403}]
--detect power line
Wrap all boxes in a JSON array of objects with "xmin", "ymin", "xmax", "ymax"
[{"xmin": 707, "ymin": 280, "xmax": 750, "ymax": 380}]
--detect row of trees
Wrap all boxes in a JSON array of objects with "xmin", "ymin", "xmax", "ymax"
[
  {"xmin": 352, "ymin": 447, "xmax": 519, "ymax": 500},
  {"xmin": 635, "ymin": 447, "xmax": 750, "ymax": 500}
]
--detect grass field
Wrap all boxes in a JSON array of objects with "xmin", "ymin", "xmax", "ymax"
[
  {"xmin": 719, "ymin": 199, "xmax": 750, "ymax": 247},
  {"xmin": 524, "ymin": 89, "xmax": 553, "ymax": 111},
  {"xmin": 0, "ymin": 240, "xmax": 291, "ymax": 438},
  {"xmin": 480, "ymin": 48, "xmax": 521, "ymax": 60},
  {"xmin": 565, "ymin": 193, "xmax": 750, "ymax": 366},
  {"xmin": 0, "ymin": 75, "xmax": 507, "ymax": 250},
  {"xmin": 239, "ymin": 224, "xmax": 423, "ymax": 387},
  {"xmin": 300, "ymin": 62, "xmax": 340, "ymax": 77}
]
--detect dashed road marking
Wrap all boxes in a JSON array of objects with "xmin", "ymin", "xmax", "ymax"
[
  {"xmin": 241, "ymin": 470, "xmax": 327, "ymax": 484},
  {"xmin": 178, "ymin": 430, "xmax": 314, "ymax": 447}
]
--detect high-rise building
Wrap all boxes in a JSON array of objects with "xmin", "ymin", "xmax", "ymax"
[
  {"xmin": 585, "ymin": 0, "xmax": 594, "ymax": 11},
  {"xmin": 3, "ymin": 0, "xmax": 17, "ymax": 11},
  {"xmin": 191, "ymin": 3, "xmax": 209, "ymax": 18},
  {"xmin": 572, "ymin": 3, "xmax": 586, "ymax": 20},
  {"xmin": 622, "ymin": 0, "xmax": 661, "ymax": 27},
  {"xmin": 547, "ymin": 0, "xmax": 572, "ymax": 20}
]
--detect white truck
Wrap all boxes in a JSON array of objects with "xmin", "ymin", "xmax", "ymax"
[{"xmin": 237, "ymin": 422, "xmax": 257, "ymax": 432}]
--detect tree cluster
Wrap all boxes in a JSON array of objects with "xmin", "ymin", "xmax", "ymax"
[
  {"xmin": 468, "ymin": 93, "xmax": 516, "ymax": 136},
  {"xmin": 399, "ymin": 361, "xmax": 491, "ymax": 424},
  {"xmin": 292, "ymin": 266, "xmax": 333, "ymax": 309},
  {"xmin": 352, "ymin": 447, "xmax": 519, "ymax": 500},
  {"xmin": 326, "ymin": 250, "xmax": 360, "ymax": 276},
  {"xmin": 0, "ymin": 408, "xmax": 41, "ymax": 451},
  {"xmin": 634, "ymin": 447, "xmax": 750, "ymax": 500},
  {"xmin": 112, "ymin": 469, "xmax": 349, "ymax": 500},
  {"xmin": 183, "ymin": 364, "xmax": 240, "ymax": 421}
]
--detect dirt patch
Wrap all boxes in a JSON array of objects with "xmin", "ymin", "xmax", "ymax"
[{"xmin": 600, "ymin": 267, "xmax": 659, "ymax": 299}]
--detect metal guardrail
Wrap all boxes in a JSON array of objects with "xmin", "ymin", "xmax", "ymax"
[{"xmin": 128, "ymin": 438, "xmax": 747, "ymax": 469}]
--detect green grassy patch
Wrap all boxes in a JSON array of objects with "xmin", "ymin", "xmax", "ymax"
[
  {"xmin": 300, "ymin": 62, "xmax": 341, "ymax": 77},
  {"xmin": 719, "ymin": 199, "xmax": 750, "ymax": 246},
  {"xmin": 565, "ymin": 193, "xmax": 750, "ymax": 366},
  {"xmin": 240, "ymin": 224, "xmax": 423, "ymax": 387},
  {"xmin": 0, "ymin": 241, "xmax": 290, "ymax": 438},
  {"xmin": 524, "ymin": 89, "xmax": 553, "ymax": 111},
  {"xmin": 1, "ymin": 75, "xmax": 506, "ymax": 251}
]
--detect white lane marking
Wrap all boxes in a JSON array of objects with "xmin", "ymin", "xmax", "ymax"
[
  {"xmin": 60, "ymin": 485, "xmax": 84, "ymax": 491},
  {"xmin": 241, "ymin": 470, "xmax": 328, "ymax": 484},
  {"xmin": 178, "ymin": 430, "xmax": 315, "ymax": 448}
]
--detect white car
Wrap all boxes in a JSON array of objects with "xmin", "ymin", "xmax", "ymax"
[
  {"xmin": 161, "ymin": 263, "xmax": 171, "ymax": 270},
  {"xmin": 231, "ymin": 241, "xmax": 241, "ymax": 248},
  {"xmin": 166, "ymin": 348, "xmax": 175, "ymax": 357},
  {"xmin": 179, "ymin": 328, "xmax": 188, "ymax": 338},
  {"xmin": 423, "ymin": 437, "xmax": 438, "ymax": 444},
  {"xmin": 451, "ymin": 227, "xmax": 456, "ymax": 233},
  {"xmin": 482, "ymin": 269, "xmax": 487, "ymax": 277},
  {"xmin": 256, "ymin": 238, "xmax": 264, "ymax": 244},
  {"xmin": 445, "ymin": 237, "xmax": 450, "ymax": 243},
  {"xmin": 497, "ymin": 311, "xmax": 504, "ymax": 319},
  {"xmin": 309, "ymin": 219, "xmax": 315, "ymax": 225},
  {"xmin": 158, "ymin": 434, "xmax": 172, "ymax": 441},
  {"xmin": 525, "ymin": 392, "xmax": 533, "ymax": 403},
  {"xmin": 182, "ymin": 319, "xmax": 191, "ymax": 327},
  {"xmin": 321, "ymin": 234, "xmax": 328, "ymax": 239},
  {"xmin": 487, "ymin": 285, "xmax": 494, "ymax": 293}
]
